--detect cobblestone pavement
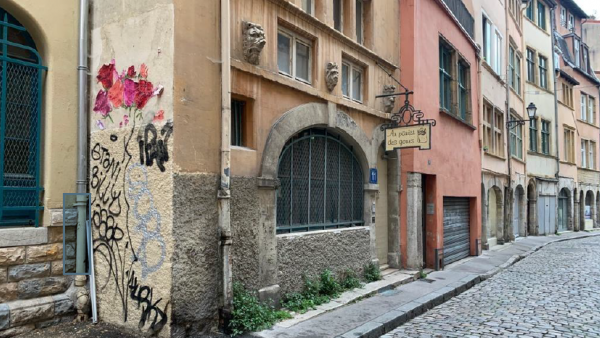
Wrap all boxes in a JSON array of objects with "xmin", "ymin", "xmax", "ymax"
[{"xmin": 383, "ymin": 236, "xmax": 600, "ymax": 338}]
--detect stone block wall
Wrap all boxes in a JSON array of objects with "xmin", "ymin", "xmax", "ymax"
[{"xmin": 0, "ymin": 209, "xmax": 76, "ymax": 337}]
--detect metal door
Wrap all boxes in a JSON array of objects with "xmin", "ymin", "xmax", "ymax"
[
  {"xmin": 538, "ymin": 196, "xmax": 556, "ymax": 235},
  {"xmin": 443, "ymin": 197, "xmax": 470, "ymax": 266},
  {"xmin": 0, "ymin": 11, "xmax": 46, "ymax": 226}
]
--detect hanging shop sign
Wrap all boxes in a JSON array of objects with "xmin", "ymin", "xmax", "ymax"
[
  {"xmin": 378, "ymin": 89, "xmax": 436, "ymax": 151},
  {"xmin": 385, "ymin": 123, "xmax": 431, "ymax": 151}
]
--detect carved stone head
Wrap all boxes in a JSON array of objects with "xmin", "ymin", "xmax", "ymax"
[
  {"xmin": 243, "ymin": 21, "xmax": 266, "ymax": 65},
  {"xmin": 325, "ymin": 62, "xmax": 339, "ymax": 91},
  {"xmin": 383, "ymin": 85, "xmax": 396, "ymax": 114}
]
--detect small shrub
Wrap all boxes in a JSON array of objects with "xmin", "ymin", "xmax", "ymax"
[
  {"xmin": 281, "ymin": 292, "xmax": 315, "ymax": 313},
  {"xmin": 340, "ymin": 269, "xmax": 362, "ymax": 290},
  {"xmin": 229, "ymin": 283, "xmax": 291, "ymax": 336},
  {"xmin": 319, "ymin": 269, "xmax": 342, "ymax": 296},
  {"xmin": 364, "ymin": 262, "xmax": 382, "ymax": 282},
  {"xmin": 419, "ymin": 269, "xmax": 428, "ymax": 279},
  {"xmin": 303, "ymin": 275, "xmax": 321, "ymax": 297}
]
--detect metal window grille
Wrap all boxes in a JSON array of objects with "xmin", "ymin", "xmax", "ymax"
[
  {"xmin": 0, "ymin": 10, "xmax": 46, "ymax": 226},
  {"xmin": 276, "ymin": 129, "xmax": 363, "ymax": 233},
  {"xmin": 231, "ymin": 99, "xmax": 244, "ymax": 147}
]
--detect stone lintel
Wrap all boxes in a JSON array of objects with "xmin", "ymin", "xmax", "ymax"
[{"xmin": 0, "ymin": 228, "xmax": 48, "ymax": 248}]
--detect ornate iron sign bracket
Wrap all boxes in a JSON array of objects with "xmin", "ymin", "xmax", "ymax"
[{"xmin": 378, "ymin": 90, "xmax": 437, "ymax": 131}]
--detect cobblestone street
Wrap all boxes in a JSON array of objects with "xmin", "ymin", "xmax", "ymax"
[{"xmin": 384, "ymin": 236, "xmax": 600, "ymax": 338}]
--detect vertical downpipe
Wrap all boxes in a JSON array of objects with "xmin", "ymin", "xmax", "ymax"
[
  {"xmin": 219, "ymin": 0, "xmax": 233, "ymax": 329},
  {"xmin": 550, "ymin": 8, "xmax": 560, "ymax": 183},
  {"xmin": 504, "ymin": 0, "xmax": 513, "ymax": 244}
]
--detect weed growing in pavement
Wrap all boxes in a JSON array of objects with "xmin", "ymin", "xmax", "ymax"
[
  {"xmin": 282, "ymin": 269, "xmax": 365, "ymax": 314},
  {"xmin": 364, "ymin": 262, "xmax": 382, "ymax": 282},
  {"xmin": 229, "ymin": 283, "xmax": 291, "ymax": 336},
  {"xmin": 419, "ymin": 268, "xmax": 428, "ymax": 279}
]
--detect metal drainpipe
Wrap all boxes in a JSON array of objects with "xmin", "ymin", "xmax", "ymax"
[
  {"xmin": 551, "ymin": 7, "xmax": 560, "ymax": 181},
  {"xmin": 219, "ymin": 0, "xmax": 233, "ymax": 328},
  {"xmin": 504, "ymin": 0, "xmax": 513, "ymax": 244},
  {"xmin": 75, "ymin": 0, "xmax": 89, "ymax": 273}
]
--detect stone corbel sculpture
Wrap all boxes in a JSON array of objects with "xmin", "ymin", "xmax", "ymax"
[
  {"xmin": 383, "ymin": 85, "xmax": 396, "ymax": 114},
  {"xmin": 243, "ymin": 21, "xmax": 266, "ymax": 65},
  {"xmin": 325, "ymin": 62, "xmax": 339, "ymax": 91}
]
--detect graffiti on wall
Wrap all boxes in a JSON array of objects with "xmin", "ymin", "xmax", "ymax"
[
  {"xmin": 94, "ymin": 60, "xmax": 165, "ymax": 130},
  {"xmin": 92, "ymin": 61, "xmax": 171, "ymax": 335}
]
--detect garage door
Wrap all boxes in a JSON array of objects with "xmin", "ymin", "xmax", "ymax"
[{"xmin": 443, "ymin": 197, "xmax": 470, "ymax": 266}]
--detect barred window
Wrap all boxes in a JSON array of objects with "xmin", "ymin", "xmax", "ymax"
[{"xmin": 276, "ymin": 129, "xmax": 364, "ymax": 233}]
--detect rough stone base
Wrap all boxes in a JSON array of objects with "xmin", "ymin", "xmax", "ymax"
[{"xmin": 258, "ymin": 284, "xmax": 281, "ymax": 309}]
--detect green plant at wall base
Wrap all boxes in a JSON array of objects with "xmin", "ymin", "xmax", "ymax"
[
  {"xmin": 229, "ymin": 283, "xmax": 291, "ymax": 336},
  {"xmin": 419, "ymin": 269, "xmax": 428, "ymax": 279},
  {"xmin": 319, "ymin": 269, "xmax": 342, "ymax": 297},
  {"xmin": 340, "ymin": 269, "xmax": 362, "ymax": 290},
  {"xmin": 364, "ymin": 262, "xmax": 382, "ymax": 282}
]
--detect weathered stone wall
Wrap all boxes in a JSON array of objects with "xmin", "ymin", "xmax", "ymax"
[
  {"xmin": 0, "ymin": 210, "xmax": 76, "ymax": 337},
  {"xmin": 578, "ymin": 169, "xmax": 600, "ymax": 186},
  {"xmin": 276, "ymin": 227, "xmax": 371, "ymax": 294},
  {"xmin": 170, "ymin": 173, "xmax": 220, "ymax": 337},
  {"xmin": 230, "ymin": 177, "xmax": 261, "ymax": 291}
]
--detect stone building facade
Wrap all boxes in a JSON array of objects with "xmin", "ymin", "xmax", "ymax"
[
  {"xmin": 0, "ymin": 0, "xmax": 80, "ymax": 336},
  {"xmin": 87, "ymin": 0, "xmax": 400, "ymax": 337}
]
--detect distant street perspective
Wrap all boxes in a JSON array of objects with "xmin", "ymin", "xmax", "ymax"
[{"xmin": 385, "ymin": 236, "xmax": 600, "ymax": 338}]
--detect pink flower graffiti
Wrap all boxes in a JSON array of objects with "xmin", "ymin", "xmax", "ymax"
[{"xmin": 93, "ymin": 61, "xmax": 164, "ymax": 127}]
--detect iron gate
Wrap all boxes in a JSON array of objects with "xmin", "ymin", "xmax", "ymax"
[
  {"xmin": 276, "ymin": 129, "xmax": 364, "ymax": 233},
  {"xmin": 0, "ymin": 11, "xmax": 46, "ymax": 226}
]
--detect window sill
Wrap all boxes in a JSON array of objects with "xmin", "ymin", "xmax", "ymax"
[
  {"xmin": 558, "ymin": 101, "xmax": 574, "ymax": 111},
  {"xmin": 482, "ymin": 62, "xmax": 505, "ymax": 85},
  {"xmin": 578, "ymin": 167, "xmax": 599, "ymax": 173},
  {"xmin": 276, "ymin": 225, "xmax": 369, "ymax": 238},
  {"xmin": 439, "ymin": 108, "xmax": 477, "ymax": 130},
  {"xmin": 511, "ymin": 155, "xmax": 525, "ymax": 164},
  {"xmin": 231, "ymin": 145, "xmax": 256, "ymax": 152},
  {"xmin": 524, "ymin": 17, "xmax": 550, "ymax": 36},
  {"xmin": 527, "ymin": 151, "xmax": 557, "ymax": 160},
  {"xmin": 483, "ymin": 151, "xmax": 506, "ymax": 161},
  {"xmin": 342, "ymin": 95, "xmax": 364, "ymax": 105},
  {"xmin": 526, "ymin": 81, "xmax": 553, "ymax": 95},
  {"xmin": 559, "ymin": 160, "xmax": 577, "ymax": 166},
  {"xmin": 576, "ymin": 119, "xmax": 599, "ymax": 129}
]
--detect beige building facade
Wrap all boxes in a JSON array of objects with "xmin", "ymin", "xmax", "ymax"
[{"xmin": 0, "ymin": 0, "xmax": 80, "ymax": 336}]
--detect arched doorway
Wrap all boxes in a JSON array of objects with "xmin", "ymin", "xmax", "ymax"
[
  {"xmin": 527, "ymin": 181, "xmax": 537, "ymax": 235},
  {"xmin": 276, "ymin": 128, "xmax": 364, "ymax": 233},
  {"xmin": 513, "ymin": 185, "xmax": 525, "ymax": 238},
  {"xmin": 487, "ymin": 186, "xmax": 503, "ymax": 247},
  {"xmin": 584, "ymin": 190, "xmax": 594, "ymax": 231},
  {"xmin": 557, "ymin": 188, "xmax": 570, "ymax": 232},
  {"xmin": 0, "ymin": 8, "xmax": 45, "ymax": 226}
]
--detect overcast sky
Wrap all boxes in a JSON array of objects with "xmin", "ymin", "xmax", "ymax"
[{"xmin": 574, "ymin": 0, "xmax": 600, "ymax": 18}]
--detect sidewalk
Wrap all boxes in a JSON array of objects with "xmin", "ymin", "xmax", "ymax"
[{"xmin": 248, "ymin": 230, "xmax": 600, "ymax": 338}]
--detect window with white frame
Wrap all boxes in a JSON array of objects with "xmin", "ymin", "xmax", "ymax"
[
  {"xmin": 510, "ymin": 114, "xmax": 523, "ymax": 159},
  {"xmin": 569, "ymin": 14, "xmax": 575, "ymax": 32},
  {"xmin": 509, "ymin": 45, "xmax": 521, "ymax": 94},
  {"xmin": 342, "ymin": 59, "xmax": 364, "ymax": 103},
  {"xmin": 527, "ymin": 48, "xmax": 535, "ymax": 83},
  {"xmin": 333, "ymin": 0, "xmax": 343, "ymax": 31},
  {"xmin": 301, "ymin": 0, "xmax": 314, "ymax": 15},
  {"xmin": 574, "ymin": 39, "xmax": 581, "ymax": 68},
  {"xmin": 581, "ymin": 94, "xmax": 588, "ymax": 121},
  {"xmin": 482, "ymin": 15, "xmax": 492, "ymax": 64},
  {"xmin": 582, "ymin": 140, "xmax": 587, "ymax": 168},
  {"xmin": 494, "ymin": 30, "xmax": 502, "ymax": 75},
  {"xmin": 538, "ymin": 55, "xmax": 548, "ymax": 89},
  {"xmin": 589, "ymin": 96, "xmax": 596, "ymax": 125},
  {"xmin": 560, "ymin": 7, "xmax": 566, "ymax": 27},
  {"xmin": 581, "ymin": 139, "xmax": 596, "ymax": 169},
  {"xmin": 483, "ymin": 100, "xmax": 504, "ymax": 157},
  {"xmin": 277, "ymin": 29, "xmax": 312, "ymax": 84}
]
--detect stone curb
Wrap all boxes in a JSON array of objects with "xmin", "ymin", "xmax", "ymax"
[{"xmin": 336, "ymin": 232, "xmax": 600, "ymax": 338}]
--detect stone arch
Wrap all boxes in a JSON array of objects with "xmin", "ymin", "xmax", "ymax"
[
  {"xmin": 260, "ymin": 103, "xmax": 373, "ymax": 181},
  {"xmin": 0, "ymin": 1, "xmax": 48, "ymax": 62},
  {"xmin": 584, "ymin": 190, "xmax": 595, "ymax": 231},
  {"xmin": 256, "ymin": 103, "xmax": 383, "ymax": 294},
  {"xmin": 487, "ymin": 186, "xmax": 503, "ymax": 246},
  {"xmin": 557, "ymin": 188, "xmax": 571, "ymax": 232},
  {"xmin": 596, "ymin": 191, "xmax": 600, "ymax": 229},
  {"xmin": 527, "ymin": 179, "xmax": 537, "ymax": 236},
  {"xmin": 513, "ymin": 185, "xmax": 526, "ymax": 238}
]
